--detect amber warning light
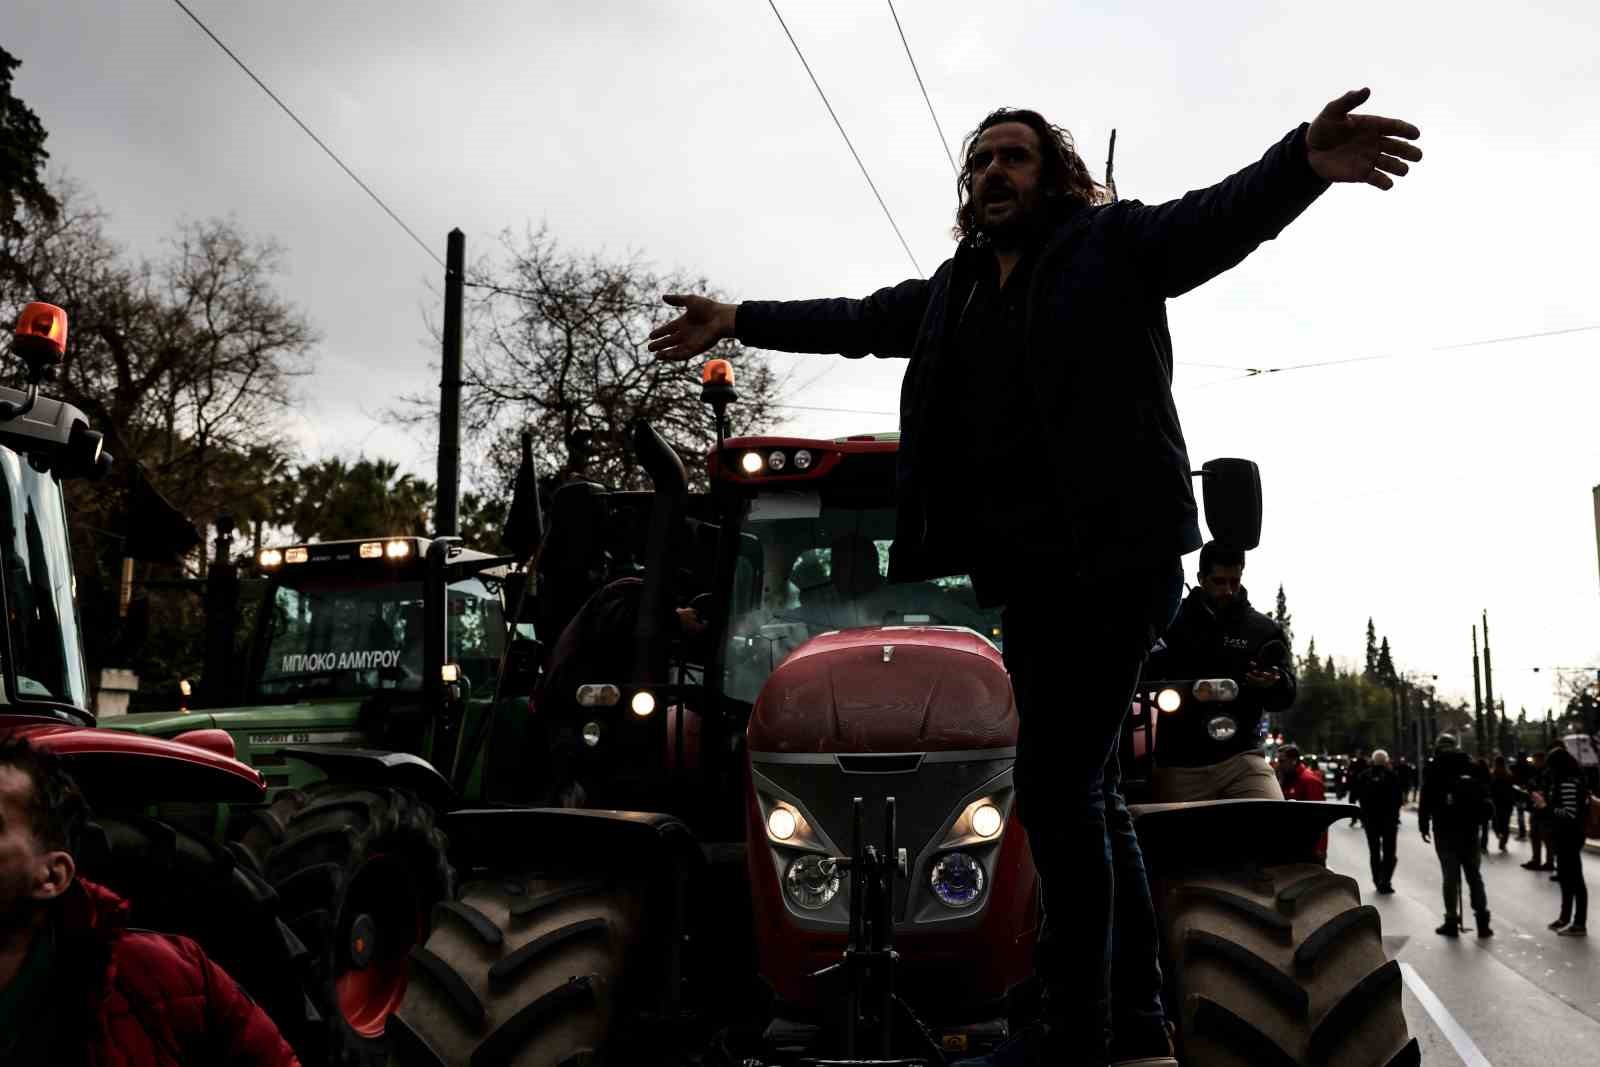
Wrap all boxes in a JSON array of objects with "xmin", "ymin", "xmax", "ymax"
[
  {"xmin": 13, "ymin": 302, "xmax": 68, "ymax": 372},
  {"xmin": 702, "ymin": 359, "xmax": 734, "ymax": 387}
]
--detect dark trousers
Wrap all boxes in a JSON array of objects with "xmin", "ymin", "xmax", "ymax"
[
  {"xmin": 1002, "ymin": 561, "xmax": 1181, "ymax": 1063},
  {"xmin": 1435, "ymin": 829, "xmax": 1488, "ymax": 922},
  {"xmin": 1554, "ymin": 829, "xmax": 1589, "ymax": 928},
  {"xmin": 1364, "ymin": 819, "xmax": 1397, "ymax": 887}
]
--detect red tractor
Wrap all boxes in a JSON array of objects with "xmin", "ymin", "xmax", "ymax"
[
  {"xmin": 0, "ymin": 303, "xmax": 318, "ymax": 1053},
  {"xmin": 391, "ymin": 362, "xmax": 1411, "ymax": 1066}
]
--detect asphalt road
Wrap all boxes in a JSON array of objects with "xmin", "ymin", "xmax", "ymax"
[{"xmin": 1323, "ymin": 807, "xmax": 1600, "ymax": 1066}]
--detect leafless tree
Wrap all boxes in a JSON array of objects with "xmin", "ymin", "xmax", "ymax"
[{"xmin": 404, "ymin": 226, "xmax": 788, "ymax": 497}]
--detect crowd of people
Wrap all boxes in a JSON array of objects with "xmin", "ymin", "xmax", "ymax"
[{"xmin": 1309, "ymin": 738, "xmax": 1593, "ymax": 939}]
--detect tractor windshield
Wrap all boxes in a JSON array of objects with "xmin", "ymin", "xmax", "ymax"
[
  {"xmin": 721, "ymin": 495, "xmax": 1001, "ymax": 706},
  {"xmin": 0, "ymin": 444, "xmax": 89, "ymax": 710},
  {"xmin": 255, "ymin": 572, "xmax": 505, "ymax": 700}
]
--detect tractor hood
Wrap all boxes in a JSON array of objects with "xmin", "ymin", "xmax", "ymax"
[
  {"xmin": 4, "ymin": 717, "xmax": 264, "ymax": 804},
  {"xmin": 747, "ymin": 627, "xmax": 1016, "ymax": 754}
]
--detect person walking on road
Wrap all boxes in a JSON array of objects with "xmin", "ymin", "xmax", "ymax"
[
  {"xmin": 1419, "ymin": 733, "xmax": 1494, "ymax": 938},
  {"xmin": 1490, "ymin": 754, "xmax": 1518, "ymax": 853},
  {"xmin": 1473, "ymin": 757, "xmax": 1494, "ymax": 853},
  {"xmin": 1513, "ymin": 750, "xmax": 1532, "ymax": 839},
  {"xmin": 1543, "ymin": 746, "xmax": 1590, "ymax": 936},
  {"xmin": 1522, "ymin": 750, "xmax": 1556, "ymax": 871},
  {"xmin": 1343, "ymin": 751, "xmax": 1369, "ymax": 828},
  {"xmin": 1144, "ymin": 542, "xmax": 1296, "ymax": 802},
  {"xmin": 1396, "ymin": 755, "xmax": 1417, "ymax": 805},
  {"xmin": 649, "ymin": 89, "xmax": 1422, "ymax": 1067},
  {"xmin": 1357, "ymin": 750, "xmax": 1403, "ymax": 894}
]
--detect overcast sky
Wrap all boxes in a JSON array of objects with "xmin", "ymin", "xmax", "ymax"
[{"xmin": 8, "ymin": 0, "xmax": 1600, "ymax": 724}]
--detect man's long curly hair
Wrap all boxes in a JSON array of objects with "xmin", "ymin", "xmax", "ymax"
[{"xmin": 953, "ymin": 108, "xmax": 1108, "ymax": 241}]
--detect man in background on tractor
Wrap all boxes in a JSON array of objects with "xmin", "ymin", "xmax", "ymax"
[
  {"xmin": 649, "ymin": 89, "xmax": 1422, "ymax": 1065},
  {"xmin": 0, "ymin": 739, "xmax": 298, "ymax": 1066},
  {"xmin": 1144, "ymin": 541, "xmax": 1296, "ymax": 802}
]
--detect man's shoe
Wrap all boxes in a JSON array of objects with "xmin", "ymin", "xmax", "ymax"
[
  {"xmin": 1549, "ymin": 919, "xmax": 1570, "ymax": 931},
  {"xmin": 1436, "ymin": 920, "xmax": 1460, "ymax": 937},
  {"xmin": 1522, "ymin": 860, "xmax": 1542, "ymax": 869},
  {"xmin": 1559, "ymin": 926, "xmax": 1588, "ymax": 937},
  {"xmin": 1377, "ymin": 884, "xmax": 1395, "ymax": 895},
  {"xmin": 1475, "ymin": 911, "xmax": 1494, "ymax": 938},
  {"xmin": 1541, "ymin": 863, "xmax": 1558, "ymax": 871}
]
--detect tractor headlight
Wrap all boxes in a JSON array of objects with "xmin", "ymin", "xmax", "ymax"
[
  {"xmin": 630, "ymin": 690, "xmax": 656, "ymax": 717},
  {"xmin": 930, "ymin": 852, "xmax": 985, "ymax": 909},
  {"xmin": 582, "ymin": 721, "xmax": 602, "ymax": 747},
  {"xmin": 767, "ymin": 450, "xmax": 786, "ymax": 472},
  {"xmin": 385, "ymin": 539, "xmax": 412, "ymax": 559},
  {"xmin": 970, "ymin": 802, "xmax": 1003, "ymax": 840},
  {"xmin": 258, "ymin": 548, "xmax": 283, "ymax": 568},
  {"xmin": 741, "ymin": 451, "xmax": 764, "ymax": 474},
  {"xmin": 1156, "ymin": 688, "xmax": 1182, "ymax": 713},
  {"xmin": 793, "ymin": 449, "xmax": 813, "ymax": 470},
  {"xmin": 766, "ymin": 806, "xmax": 797, "ymax": 842},
  {"xmin": 784, "ymin": 854, "xmax": 840, "ymax": 911}
]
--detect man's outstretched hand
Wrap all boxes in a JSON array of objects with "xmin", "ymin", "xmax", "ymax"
[
  {"xmin": 1306, "ymin": 88, "xmax": 1422, "ymax": 190},
  {"xmin": 647, "ymin": 294, "xmax": 737, "ymax": 362}
]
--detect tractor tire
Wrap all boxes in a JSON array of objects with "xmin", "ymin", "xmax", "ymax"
[
  {"xmin": 386, "ymin": 872, "xmax": 650, "ymax": 1066},
  {"xmin": 238, "ymin": 783, "xmax": 455, "ymax": 1066},
  {"xmin": 1162, "ymin": 864, "xmax": 1417, "ymax": 1067},
  {"xmin": 76, "ymin": 813, "xmax": 321, "ymax": 1059}
]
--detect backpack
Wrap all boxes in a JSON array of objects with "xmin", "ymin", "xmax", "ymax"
[{"xmin": 1440, "ymin": 767, "xmax": 1488, "ymax": 828}]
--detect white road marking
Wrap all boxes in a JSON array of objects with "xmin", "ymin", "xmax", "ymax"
[{"xmin": 1399, "ymin": 962, "xmax": 1494, "ymax": 1067}]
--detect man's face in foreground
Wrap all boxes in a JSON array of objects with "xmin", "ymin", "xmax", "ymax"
[
  {"xmin": 0, "ymin": 765, "xmax": 68, "ymax": 931},
  {"xmin": 1200, "ymin": 564, "xmax": 1244, "ymax": 607},
  {"xmin": 968, "ymin": 122, "xmax": 1045, "ymax": 246}
]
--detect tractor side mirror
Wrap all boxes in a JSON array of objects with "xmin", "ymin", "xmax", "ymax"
[{"xmin": 1196, "ymin": 458, "xmax": 1262, "ymax": 551}]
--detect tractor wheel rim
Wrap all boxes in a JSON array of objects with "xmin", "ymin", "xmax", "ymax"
[{"xmin": 334, "ymin": 853, "xmax": 424, "ymax": 1038}]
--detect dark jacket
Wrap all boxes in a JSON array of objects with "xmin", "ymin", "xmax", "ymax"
[
  {"xmin": 737, "ymin": 127, "xmax": 1330, "ymax": 585},
  {"xmin": 1142, "ymin": 586, "xmax": 1296, "ymax": 766},
  {"xmin": 1357, "ymin": 764, "xmax": 1403, "ymax": 825},
  {"xmin": 1419, "ymin": 749, "xmax": 1493, "ymax": 837},
  {"xmin": 7, "ymin": 879, "xmax": 299, "ymax": 1067}
]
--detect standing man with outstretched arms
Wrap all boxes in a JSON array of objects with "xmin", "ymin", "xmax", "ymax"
[{"xmin": 650, "ymin": 90, "xmax": 1421, "ymax": 1066}]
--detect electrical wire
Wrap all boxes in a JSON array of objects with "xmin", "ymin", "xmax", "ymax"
[
  {"xmin": 765, "ymin": 0, "xmax": 924, "ymax": 277},
  {"xmin": 168, "ymin": 0, "xmax": 444, "ymax": 269},
  {"xmin": 884, "ymin": 0, "xmax": 958, "ymax": 177},
  {"xmin": 1190, "ymin": 322, "xmax": 1600, "ymax": 384}
]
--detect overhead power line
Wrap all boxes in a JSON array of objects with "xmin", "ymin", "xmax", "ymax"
[
  {"xmin": 765, "ymin": 0, "xmax": 924, "ymax": 277},
  {"xmin": 1186, "ymin": 321, "xmax": 1600, "ymax": 387},
  {"xmin": 884, "ymin": 0, "xmax": 958, "ymax": 177},
  {"xmin": 169, "ymin": 0, "xmax": 444, "ymax": 269}
]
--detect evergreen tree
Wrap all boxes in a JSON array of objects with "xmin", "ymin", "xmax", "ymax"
[
  {"xmin": 1272, "ymin": 584, "xmax": 1294, "ymax": 657},
  {"xmin": 0, "ymin": 47, "xmax": 59, "ymax": 238},
  {"xmin": 1364, "ymin": 619, "xmax": 1380, "ymax": 679},
  {"xmin": 1376, "ymin": 636, "xmax": 1395, "ymax": 684},
  {"xmin": 1303, "ymin": 637, "xmax": 1321, "ymax": 678}
]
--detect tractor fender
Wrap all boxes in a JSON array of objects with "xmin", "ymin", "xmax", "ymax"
[
  {"xmin": 277, "ymin": 745, "xmax": 453, "ymax": 812},
  {"xmin": 441, "ymin": 806, "xmax": 703, "ymax": 877},
  {"xmin": 12, "ymin": 721, "xmax": 264, "ymax": 805},
  {"xmin": 1130, "ymin": 798, "xmax": 1356, "ymax": 876}
]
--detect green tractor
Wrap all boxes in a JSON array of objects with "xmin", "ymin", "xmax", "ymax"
[{"xmin": 102, "ymin": 521, "xmax": 542, "ymax": 1061}]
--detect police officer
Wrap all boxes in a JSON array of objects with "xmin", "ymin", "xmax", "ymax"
[{"xmin": 1145, "ymin": 542, "xmax": 1296, "ymax": 801}]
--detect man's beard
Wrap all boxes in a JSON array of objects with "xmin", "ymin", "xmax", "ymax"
[{"xmin": 976, "ymin": 194, "xmax": 1045, "ymax": 250}]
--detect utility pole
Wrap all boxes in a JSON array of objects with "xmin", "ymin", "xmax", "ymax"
[
  {"xmin": 437, "ymin": 228, "xmax": 465, "ymax": 537},
  {"xmin": 1482, "ymin": 610, "xmax": 1496, "ymax": 755},
  {"xmin": 1472, "ymin": 626, "xmax": 1485, "ymax": 754}
]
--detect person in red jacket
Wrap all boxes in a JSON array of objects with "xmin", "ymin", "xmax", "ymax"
[
  {"xmin": 1276, "ymin": 744, "xmax": 1329, "ymax": 858},
  {"xmin": 0, "ymin": 737, "xmax": 298, "ymax": 1066}
]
